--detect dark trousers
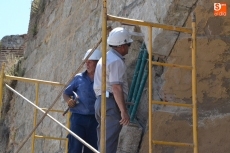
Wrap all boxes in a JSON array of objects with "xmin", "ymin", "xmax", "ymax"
[
  {"xmin": 68, "ymin": 113, "xmax": 98, "ymax": 153},
  {"xmin": 95, "ymin": 96, "xmax": 122, "ymax": 153}
]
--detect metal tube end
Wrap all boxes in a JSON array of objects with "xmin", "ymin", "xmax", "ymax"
[{"xmin": 192, "ymin": 12, "xmax": 196, "ymax": 22}]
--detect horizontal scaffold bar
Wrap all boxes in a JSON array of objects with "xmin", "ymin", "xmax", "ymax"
[
  {"xmin": 41, "ymin": 108, "xmax": 65, "ymax": 113},
  {"xmin": 152, "ymin": 61, "xmax": 192, "ymax": 70},
  {"xmin": 5, "ymin": 75, "xmax": 64, "ymax": 86},
  {"xmin": 152, "ymin": 140, "xmax": 194, "ymax": 147},
  {"xmin": 107, "ymin": 14, "xmax": 192, "ymax": 34},
  {"xmin": 35, "ymin": 135, "xmax": 67, "ymax": 141},
  {"xmin": 152, "ymin": 100, "xmax": 193, "ymax": 108}
]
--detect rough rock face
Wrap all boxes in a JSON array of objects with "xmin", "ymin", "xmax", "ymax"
[
  {"xmin": 1, "ymin": 35, "xmax": 26, "ymax": 48},
  {"xmin": 2, "ymin": 0, "xmax": 230, "ymax": 153}
]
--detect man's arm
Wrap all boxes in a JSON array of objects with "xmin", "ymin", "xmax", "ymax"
[{"xmin": 112, "ymin": 84, "xmax": 130, "ymax": 125}]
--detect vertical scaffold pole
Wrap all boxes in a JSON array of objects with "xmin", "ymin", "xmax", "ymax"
[
  {"xmin": 31, "ymin": 83, "xmax": 39, "ymax": 153},
  {"xmin": 191, "ymin": 12, "xmax": 198, "ymax": 153},
  {"xmin": 0, "ymin": 63, "xmax": 5, "ymax": 119},
  {"xmin": 101, "ymin": 0, "xmax": 108, "ymax": 152},
  {"xmin": 148, "ymin": 26, "xmax": 153, "ymax": 153},
  {"xmin": 65, "ymin": 111, "xmax": 71, "ymax": 153}
]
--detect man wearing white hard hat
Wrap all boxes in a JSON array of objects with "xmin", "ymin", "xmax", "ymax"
[
  {"xmin": 94, "ymin": 27, "xmax": 132, "ymax": 153},
  {"xmin": 63, "ymin": 49, "xmax": 101, "ymax": 153}
]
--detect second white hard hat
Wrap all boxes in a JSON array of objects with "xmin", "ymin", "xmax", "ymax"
[
  {"xmin": 82, "ymin": 49, "xmax": 102, "ymax": 60},
  {"xmin": 107, "ymin": 27, "xmax": 133, "ymax": 46}
]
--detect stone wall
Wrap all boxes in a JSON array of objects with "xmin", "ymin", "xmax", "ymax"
[
  {"xmin": 139, "ymin": 0, "xmax": 230, "ymax": 153},
  {"xmin": 2, "ymin": 0, "xmax": 230, "ymax": 153},
  {"xmin": 0, "ymin": 35, "xmax": 26, "ymax": 66}
]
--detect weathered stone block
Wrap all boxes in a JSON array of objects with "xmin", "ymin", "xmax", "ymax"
[{"xmin": 117, "ymin": 123, "xmax": 142, "ymax": 153}]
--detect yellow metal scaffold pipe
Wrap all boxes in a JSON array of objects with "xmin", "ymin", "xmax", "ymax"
[
  {"xmin": 191, "ymin": 13, "xmax": 198, "ymax": 153},
  {"xmin": 31, "ymin": 83, "xmax": 39, "ymax": 153},
  {"xmin": 101, "ymin": 0, "xmax": 107, "ymax": 153},
  {"xmin": 34, "ymin": 135, "xmax": 67, "ymax": 141},
  {"xmin": 66, "ymin": 111, "xmax": 70, "ymax": 153},
  {"xmin": 5, "ymin": 75, "xmax": 64, "ymax": 86},
  {"xmin": 152, "ymin": 101, "xmax": 193, "ymax": 108},
  {"xmin": 152, "ymin": 62, "xmax": 192, "ymax": 70},
  {"xmin": 148, "ymin": 26, "xmax": 153, "ymax": 153},
  {"xmin": 153, "ymin": 140, "xmax": 193, "ymax": 147},
  {"xmin": 107, "ymin": 15, "xmax": 192, "ymax": 34}
]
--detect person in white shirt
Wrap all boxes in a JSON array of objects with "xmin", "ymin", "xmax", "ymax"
[{"xmin": 94, "ymin": 27, "xmax": 132, "ymax": 153}]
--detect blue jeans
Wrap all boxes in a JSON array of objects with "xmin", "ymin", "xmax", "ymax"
[{"xmin": 68, "ymin": 113, "xmax": 98, "ymax": 153}]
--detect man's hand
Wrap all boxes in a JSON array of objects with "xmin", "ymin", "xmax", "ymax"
[
  {"xmin": 112, "ymin": 84, "xmax": 130, "ymax": 126},
  {"xmin": 63, "ymin": 93, "xmax": 78, "ymax": 108},
  {"xmin": 119, "ymin": 110, "xmax": 130, "ymax": 126},
  {"xmin": 67, "ymin": 99, "xmax": 76, "ymax": 108}
]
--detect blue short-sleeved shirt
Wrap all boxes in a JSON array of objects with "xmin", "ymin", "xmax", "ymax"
[{"xmin": 64, "ymin": 71, "xmax": 96, "ymax": 115}]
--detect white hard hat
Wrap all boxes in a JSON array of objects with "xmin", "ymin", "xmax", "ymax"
[
  {"xmin": 107, "ymin": 27, "xmax": 133, "ymax": 46},
  {"xmin": 82, "ymin": 49, "xmax": 101, "ymax": 60}
]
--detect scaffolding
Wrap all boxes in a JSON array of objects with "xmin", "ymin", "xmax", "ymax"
[
  {"xmin": 0, "ymin": 0, "xmax": 198, "ymax": 153},
  {"xmin": 0, "ymin": 44, "xmax": 101, "ymax": 153},
  {"xmin": 101, "ymin": 1, "xmax": 198, "ymax": 153}
]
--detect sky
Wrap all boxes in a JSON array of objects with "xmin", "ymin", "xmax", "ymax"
[{"xmin": 0, "ymin": 0, "xmax": 32, "ymax": 40}]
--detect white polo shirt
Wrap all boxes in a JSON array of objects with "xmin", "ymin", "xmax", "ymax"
[{"xmin": 94, "ymin": 49, "xmax": 128, "ymax": 99}]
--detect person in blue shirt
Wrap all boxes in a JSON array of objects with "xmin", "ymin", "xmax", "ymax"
[{"xmin": 63, "ymin": 49, "xmax": 101, "ymax": 153}]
